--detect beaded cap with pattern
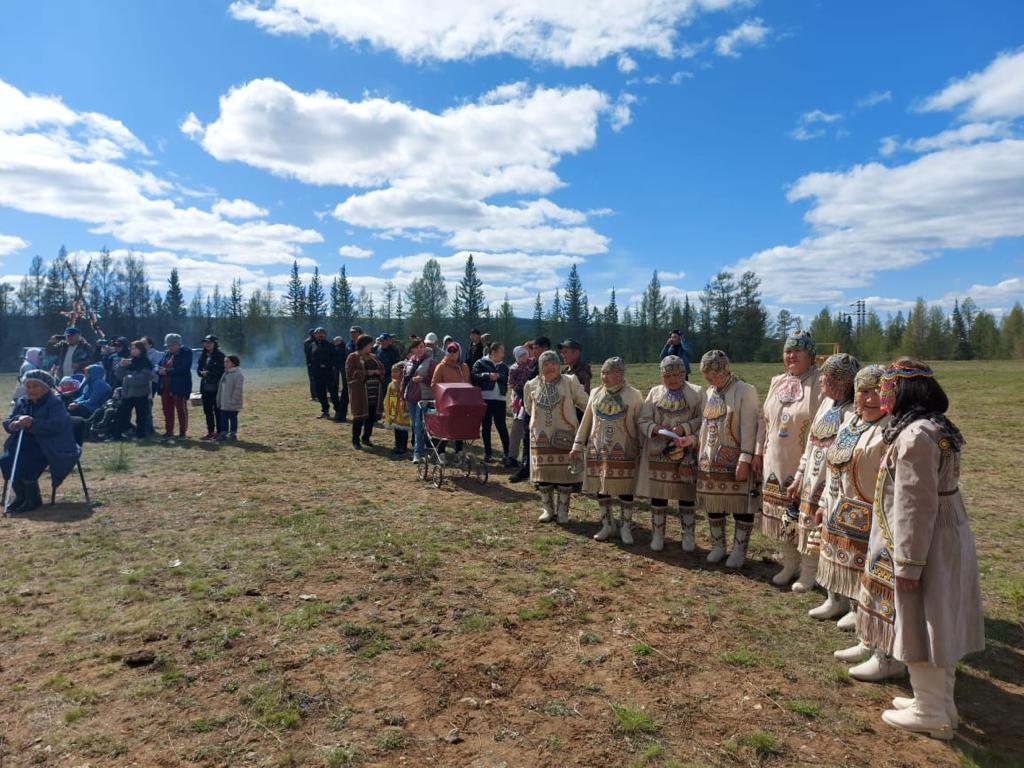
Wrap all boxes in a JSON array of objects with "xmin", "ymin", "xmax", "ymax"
[
  {"xmin": 855, "ymin": 364, "xmax": 886, "ymax": 392},
  {"xmin": 601, "ymin": 356, "xmax": 625, "ymax": 375},
  {"xmin": 783, "ymin": 329, "xmax": 816, "ymax": 355},
  {"xmin": 660, "ymin": 355, "xmax": 686, "ymax": 374},
  {"xmin": 699, "ymin": 349, "xmax": 730, "ymax": 372}
]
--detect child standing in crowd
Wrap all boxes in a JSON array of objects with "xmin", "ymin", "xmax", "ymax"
[
  {"xmin": 216, "ymin": 355, "xmax": 244, "ymax": 441},
  {"xmin": 383, "ymin": 362, "xmax": 411, "ymax": 455}
]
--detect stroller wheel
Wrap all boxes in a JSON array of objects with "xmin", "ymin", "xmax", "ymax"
[
  {"xmin": 462, "ymin": 453, "xmax": 475, "ymax": 477},
  {"xmin": 417, "ymin": 459, "xmax": 430, "ymax": 481},
  {"xmin": 431, "ymin": 463, "xmax": 444, "ymax": 488},
  {"xmin": 475, "ymin": 460, "xmax": 489, "ymax": 485}
]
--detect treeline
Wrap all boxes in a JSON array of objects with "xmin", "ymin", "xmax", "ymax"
[{"xmin": 1, "ymin": 248, "xmax": 1022, "ymax": 371}]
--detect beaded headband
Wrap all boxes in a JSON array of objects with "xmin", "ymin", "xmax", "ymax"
[{"xmin": 879, "ymin": 364, "xmax": 934, "ymax": 411}]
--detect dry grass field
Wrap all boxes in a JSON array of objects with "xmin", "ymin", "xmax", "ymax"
[{"xmin": 0, "ymin": 361, "xmax": 1021, "ymax": 767}]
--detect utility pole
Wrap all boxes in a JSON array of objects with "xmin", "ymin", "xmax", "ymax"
[{"xmin": 849, "ymin": 299, "xmax": 866, "ymax": 336}]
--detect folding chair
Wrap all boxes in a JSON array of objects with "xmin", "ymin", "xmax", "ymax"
[{"xmin": 52, "ymin": 417, "xmax": 91, "ymax": 506}]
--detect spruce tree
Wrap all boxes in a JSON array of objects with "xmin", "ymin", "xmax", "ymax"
[
  {"xmin": 532, "ymin": 293, "xmax": 545, "ymax": 338},
  {"xmin": 307, "ymin": 267, "xmax": 326, "ymax": 326},
  {"xmin": 285, "ymin": 260, "xmax": 306, "ymax": 320},
  {"xmin": 165, "ymin": 268, "xmax": 186, "ymax": 321},
  {"xmin": 453, "ymin": 254, "xmax": 486, "ymax": 330}
]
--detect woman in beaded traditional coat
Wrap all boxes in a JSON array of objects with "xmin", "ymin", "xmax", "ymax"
[
  {"xmin": 571, "ymin": 358, "xmax": 644, "ymax": 544},
  {"xmin": 784, "ymin": 353, "xmax": 859, "ymax": 593},
  {"xmin": 816, "ymin": 366, "xmax": 890, "ymax": 648},
  {"xmin": 695, "ymin": 350, "xmax": 759, "ymax": 569},
  {"xmin": 857, "ymin": 359, "xmax": 983, "ymax": 740},
  {"xmin": 524, "ymin": 350, "xmax": 590, "ymax": 524},
  {"xmin": 754, "ymin": 331, "xmax": 824, "ymax": 585},
  {"xmin": 635, "ymin": 356, "xmax": 703, "ymax": 552}
]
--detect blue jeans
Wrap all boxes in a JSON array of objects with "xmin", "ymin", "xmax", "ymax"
[
  {"xmin": 409, "ymin": 400, "xmax": 427, "ymax": 457},
  {"xmin": 218, "ymin": 410, "xmax": 238, "ymax": 434}
]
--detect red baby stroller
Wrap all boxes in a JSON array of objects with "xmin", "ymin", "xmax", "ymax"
[{"xmin": 418, "ymin": 383, "xmax": 489, "ymax": 487}]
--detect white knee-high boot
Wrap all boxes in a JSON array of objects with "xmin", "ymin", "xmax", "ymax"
[
  {"xmin": 593, "ymin": 497, "xmax": 617, "ymax": 541},
  {"xmin": 791, "ymin": 553, "xmax": 818, "ymax": 593},
  {"xmin": 538, "ymin": 486, "xmax": 555, "ymax": 522},
  {"xmin": 650, "ymin": 507, "xmax": 666, "ymax": 551},
  {"xmin": 772, "ymin": 539, "xmax": 801, "ymax": 585},
  {"xmin": 725, "ymin": 519, "xmax": 753, "ymax": 569},
  {"xmin": 555, "ymin": 487, "xmax": 572, "ymax": 524},
  {"xmin": 706, "ymin": 517, "xmax": 727, "ymax": 563},
  {"xmin": 882, "ymin": 664, "xmax": 954, "ymax": 740},
  {"xmin": 679, "ymin": 507, "xmax": 696, "ymax": 552},
  {"xmin": 809, "ymin": 591, "xmax": 849, "ymax": 620},
  {"xmin": 619, "ymin": 499, "xmax": 634, "ymax": 544},
  {"xmin": 892, "ymin": 666, "xmax": 959, "ymax": 729}
]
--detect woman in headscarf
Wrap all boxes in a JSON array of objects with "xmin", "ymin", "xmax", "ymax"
[
  {"xmin": 754, "ymin": 331, "xmax": 824, "ymax": 585},
  {"xmin": 819, "ymin": 365, "xmax": 890, "ymax": 638},
  {"xmin": 2, "ymin": 370, "xmax": 80, "ymax": 514},
  {"xmin": 860, "ymin": 360, "xmax": 983, "ymax": 739},
  {"xmin": 570, "ymin": 358, "xmax": 644, "ymax": 543},
  {"xmin": 506, "ymin": 345, "xmax": 534, "ymax": 469},
  {"xmin": 523, "ymin": 350, "xmax": 590, "ymax": 524},
  {"xmin": 13, "ymin": 347, "xmax": 44, "ymax": 401},
  {"xmin": 345, "ymin": 334, "xmax": 385, "ymax": 450},
  {"xmin": 635, "ymin": 355, "xmax": 703, "ymax": 551},
  {"xmin": 785, "ymin": 353, "xmax": 860, "ymax": 594},
  {"xmin": 695, "ymin": 351, "xmax": 760, "ymax": 568}
]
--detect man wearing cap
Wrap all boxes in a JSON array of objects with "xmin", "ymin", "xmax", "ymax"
[
  {"xmin": 374, "ymin": 334, "xmax": 400, "ymax": 382},
  {"xmin": 558, "ymin": 339, "xmax": 592, "ymax": 424},
  {"xmin": 309, "ymin": 328, "xmax": 340, "ymax": 419},
  {"xmin": 659, "ymin": 330, "xmax": 692, "ymax": 376},
  {"xmin": 466, "ymin": 329, "xmax": 485, "ymax": 368},
  {"xmin": 2, "ymin": 370, "xmax": 80, "ymax": 513},
  {"xmin": 54, "ymin": 327, "xmax": 93, "ymax": 380},
  {"xmin": 197, "ymin": 334, "xmax": 226, "ymax": 440}
]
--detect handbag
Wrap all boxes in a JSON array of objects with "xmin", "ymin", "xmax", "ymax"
[{"xmin": 189, "ymin": 392, "xmax": 203, "ymax": 408}]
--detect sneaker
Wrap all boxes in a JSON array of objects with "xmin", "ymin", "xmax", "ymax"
[
  {"xmin": 411, "ymin": 455, "xmax": 423, "ymax": 464},
  {"xmin": 160, "ymin": 433, "xmax": 174, "ymax": 442},
  {"xmin": 228, "ymin": 432, "xmax": 238, "ymax": 441},
  {"xmin": 317, "ymin": 412, "xmax": 330, "ymax": 419},
  {"xmin": 215, "ymin": 433, "xmax": 227, "ymax": 442},
  {"xmin": 200, "ymin": 432, "xmax": 215, "ymax": 441},
  {"xmin": 508, "ymin": 466, "xmax": 529, "ymax": 483}
]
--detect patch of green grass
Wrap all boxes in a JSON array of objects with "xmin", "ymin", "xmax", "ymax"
[
  {"xmin": 374, "ymin": 728, "xmax": 404, "ymax": 751},
  {"xmin": 631, "ymin": 642, "xmax": 654, "ymax": 656},
  {"xmin": 338, "ymin": 622, "xmax": 392, "ymax": 658},
  {"xmin": 101, "ymin": 444, "xmax": 132, "ymax": 473},
  {"xmin": 516, "ymin": 602, "xmax": 551, "ymax": 621},
  {"xmin": 784, "ymin": 699, "xmax": 821, "ymax": 718},
  {"xmin": 579, "ymin": 631, "xmax": 601, "ymax": 645},
  {"xmin": 284, "ymin": 601, "xmax": 326, "ymax": 630},
  {"xmin": 546, "ymin": 734, "xmax": 565, "ymax": 750},
  {"xmin": 611, "ymin": 703, "xmax": 659, "ymax": 735},
  {"xmin": 190, "ymin": 718, "xmax": 213, "ymax": 733},
  {"xmin": 641, "ymin": 741, "xmax": 665, "ymax": 760},
  {"xmin": 325, "ymin": 745, "xmax": 361, "ymax": 767},
  {"xmin": 64, "ymin": 706, "xmax": 86, "ymax": 724},
  {"xmin": 244, "ymin": 683, "xmax": 302, "ymax": 730},
  {"xmin": 719, "ymin": 646, "xmax": 759, "ymax": 668},
  {"xmin": 741, "ymin": 730, "xmax": 783, "ymax": 759},
  {"xmin": 458, "ymin": 613, "xmax": 495, "ymax": 632},
  {"xmin": 596, "ymin": 569, "xmax": 626, "ymax": 588}
]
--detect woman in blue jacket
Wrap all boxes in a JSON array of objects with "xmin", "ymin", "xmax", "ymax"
[
  {"xmin": 2, "ymin": 370, "xmax": 80, "ymax": 513},
  {"xmin": 68, "ymin": 364, "xmax": 112, "ymax": 418}
]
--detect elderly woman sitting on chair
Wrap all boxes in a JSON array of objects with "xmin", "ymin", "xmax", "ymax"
[{"xmin": 2, "ymin": 370, "xmax": 81, "ymax": 514}]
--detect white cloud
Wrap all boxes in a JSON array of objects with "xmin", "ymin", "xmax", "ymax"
[
  {"xmin": 857, "ymin": 90, "xmax": 892, "ymax": 109},
  {"xmin": 229, "ymin": 0, "xmax": 747, "ymax": 67},
  {"xmin": 212, "ymin": 197, "xmax": 269, "ymax": 219},
  {"xmin": 0, "ymin": 79, "xmax": 322, "ymax": 268},
  {"xmin": 790, "ymin": 108, "xmax": 843, "ymax": 141},
  {"xmin": 339, "ymin": 245, "xmax": 374, "ymax": 259},
  {"xmin": 617, "ymin": 54, "xmax": 638, "ymax": 73},
  {"xmin": 735, "ymin": 139, "xmax": 1024, "ymax": 303},
  {"xmin": 180, "ymin": 111, "xmax": 204, "ymax": 139},
  {"xmin": 0, "ymin": 234, "xmax": 28, "ymax": 258},
  {"xmin": 658, "ymin": 270, "xmax": 686, "ymax": 280},
  {"xmin": 714, "ymin": 18, "xmax": 769, "ymax": 58},
  {"xmin": 192, "ymin": 78, "xmax": 616, "ymax": 254},
  {"xmin": 670, "ymin": 71, "xmax": 694, "ymax": 85},
  {"xmin": 904, "ymin": 121, "xmax": 1012, "ymax": 153},
  {"xmin": 920, "ymin": 47, "xmax": 1024, "ymax": 120},
  {"xmin": 878, "ymin": 136, "xmax": 899, "ymax": 156}
]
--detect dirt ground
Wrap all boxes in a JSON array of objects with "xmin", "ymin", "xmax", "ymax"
[{"xmin": 0, "ymin": 363, "xmax": 1021, "ymax": 768}]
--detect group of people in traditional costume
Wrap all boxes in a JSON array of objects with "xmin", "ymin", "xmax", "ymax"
[{"xmin": 521, "ymin": 332, "xmax": 984, "ymax": 741}]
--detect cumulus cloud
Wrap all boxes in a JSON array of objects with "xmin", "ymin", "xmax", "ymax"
[
  {"xmin": 714, "ymin": 18, "xmax": 769, "ymax": 58},
  {"xmin": 228, "ymin": 0, "xmax": 746, "ymax": 66},
  {"xmin": 857, "ymin": 90, "xmax": 892, "ymax": 109},
  {"xmin": 190, "ymin": 78, "xmax": 616, "ymax": 254},
  {"xmin": 0, "ymin": 234, "xmax": 29, "ymax": 258},
  {"xmin": 339, "ymin": 244, "xmax": 374, "ymax": 259},
  {"xmin": 212, "ymin": 197, "xmax": 269, "ymax": 218},
  {"xmin": 920, "ymin": 47, "xmax": 1024, "ymax": 120},
  {"xmin": 903, "ymin": 121, "xmax": 1013, "ymax": 153},
  {"xmin": 617, "ymin": 54, "xmax": 638, "ymax": 73},
  {"xmin": 0, "ymin": 79, "xmax": 322, "ymax": 267}
]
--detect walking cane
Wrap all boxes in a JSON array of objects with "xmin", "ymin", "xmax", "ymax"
[{"xmin": 2, "ymin": 429, "xmax": 25, "ymax": 517}]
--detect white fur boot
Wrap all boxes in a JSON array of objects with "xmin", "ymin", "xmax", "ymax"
[
  {"xmin": 593, "ymin": 497, "xmax": 617, "ymax": 541},
  {"xmin": 809, "ymin": 591, "xmax": 849, "ymax": 620},
  {"xmin": 849, "ymin": 650, "xmax": 907, "ymax": 682},
  {"xmin": 706, "ymin": 517, "xmax": 727, "ymax": 563},
  {"xmin": 555, "ymin": 487, "xmax": 571, "ymax": 524},
  {"xmin": 882, "ymin": 664, "xmax": 954, "ymax": 740},
  {"xmin": 650, "ymin": 509, "xmax": 666, "ymax": 551},
  {"xmin": 537, "ymin": 486, "xmax": 555, "ymax": 522},
  {"xmin": 834, "ymin": 641, "xmax": 871, "ymax": 663},
  {"xmin": 772, "ymin": 539, "xmax": 801, "ymax": 585},
  {"xmin": 619, "ymin": 500, "xmax": 634, "ymax": 544},
  {"xmin": 791, "ymin": 553, "xmax": 818, "ymax": 594},
  {"xmin": 725, "ymin": 519, "xmax": 753, "ymax": 569},
  {"xmin": 679, "ymin": 508, "xmax": 696, "ymax": 552},
  {"xmin": 891, "ymin": 667, "xmax": 959, "ymax": 729}
]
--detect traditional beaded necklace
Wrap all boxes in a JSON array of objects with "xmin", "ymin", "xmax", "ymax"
[{"xmin": 810, "ymin": 398, "xmax": 851, "ymax": 440}]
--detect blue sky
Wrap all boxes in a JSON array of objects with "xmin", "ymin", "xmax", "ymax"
[{"xmin": 1, "ymin": 0, "xmax": 1022, "ymax": 321}]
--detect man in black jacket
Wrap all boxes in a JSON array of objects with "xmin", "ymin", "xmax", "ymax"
[
  {"xmin": 659, "ymin": 330, "xmax": 692, "ymax": 376},
  {"xmin": 374, "ymin": 333, "xmax": 401, "ymax": 382},
  {"xmin": 197, "ymin": 334, "xmax": 226, "ymax": 439},
  {"xmin": 466, "ymin": 329, "xmax": 485, "ymax": 368},
  {"xmin": 303, "ymin": 328, "xmax": 317, "ymax": 400},
  {"xmin": 309, "ymin": 328, "xmax": 340, "ymax": 419}
]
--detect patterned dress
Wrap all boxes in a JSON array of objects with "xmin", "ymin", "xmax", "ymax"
[
  {"xmin": 792, "ymin": 398, "xmax": 854, "ymax": 554},
  {"xmin": 857, "ymin": 419, "xmax": 985, "ymax": 664},
  {"xmin": 523, "ymin": 374, "xmax": 591, "ymax": 485},
  {"xmin": 696, "ymin": 377, "xmax": 759, "ymax": 517},
  {"xmin": 757, "ymin": 368, "xmax": 823, "ymax": 539},
  {"xmin": 634, "ymin": 383, "xmax": 703, "ymax": 502},
  {"xmin": 816, "ymin": 413, "xmax": 889, "ymax": 600},
  {"xmin": 573, "ymin": 384, "xmax": 644, "ymax": 496}
]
